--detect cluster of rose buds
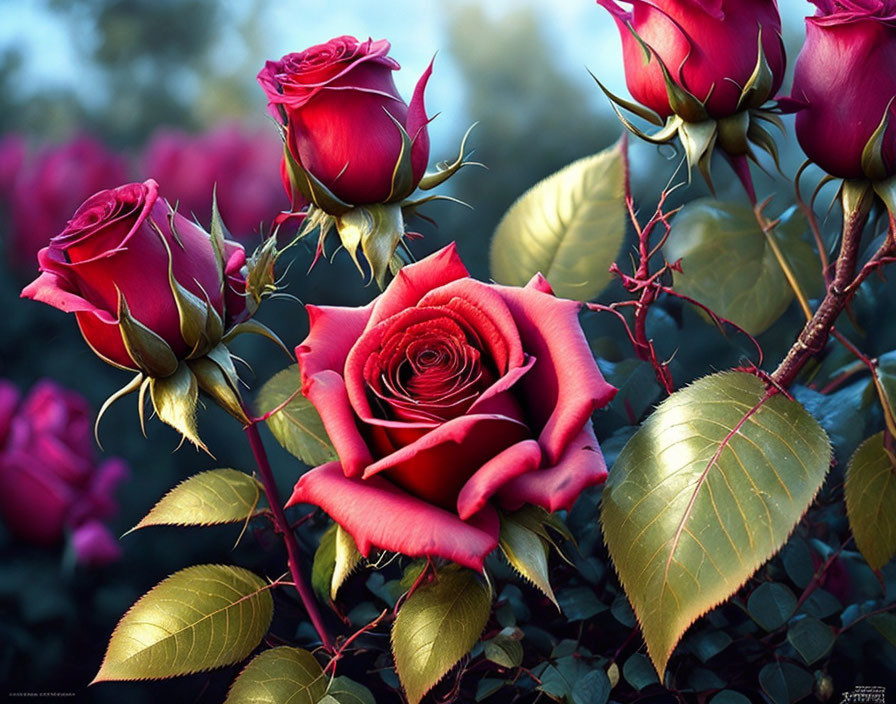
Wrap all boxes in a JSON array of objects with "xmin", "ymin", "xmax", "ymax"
[{"xmin": 0, "ymin": 379, "xmax": 129, "ymax": 566}]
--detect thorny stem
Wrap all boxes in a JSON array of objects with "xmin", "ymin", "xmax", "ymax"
[
  {"xmin": 771, "ymin": 201, "xmax": 887, "ymax": 388},
  {"xmin": 243, "ymin": 407, "xmax": 335, "ymax": 652}
]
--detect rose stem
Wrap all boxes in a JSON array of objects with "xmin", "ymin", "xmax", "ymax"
[
  {"xmin": 242, "ymin": 407, "xmax": 335, "ymax": 652},
  {"xmin": 771, "ymin": 198, "xmax": 880, "ymax": 389}
]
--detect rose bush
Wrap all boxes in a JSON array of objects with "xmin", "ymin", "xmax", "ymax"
[
  {"xmin": 0, "ymin": 379, "xmax": 128, "ymax": 566},
  {"xmin": 257, "ymin": 35, "xmax": 431, "ymax": 207},
  {"xmin": 790, "ymin": 0, "xmax": 896, "ymax": 180},
  {"xmin": 21, "ymin": 179, "xmax": 249, "ymax": 375},
  {"xmin": 287, "ymin": 245, "xmax": 616, "ymax": 570},
  {"xmin": 596, "ymin": 0, "xmax": 786, "ymax": 120}
]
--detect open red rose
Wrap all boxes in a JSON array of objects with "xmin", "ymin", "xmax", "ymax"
[
  {"xmin": 21, "ymin": 179, "xmax": 248, "ymax": 374},
  {"xmin": 257, "ymin": 35, "xmax": 431, "ymax": 207},
  {"xmin": 791, "ymin": 0, "xmax": 896, "ymax": 180},
  {"xmin": 597, "ymin": 0, "xmax": 786, "ymax": 120},
  {"xmin": 287, "ymin": 245, "xmax": 616, "ymax": 570}
]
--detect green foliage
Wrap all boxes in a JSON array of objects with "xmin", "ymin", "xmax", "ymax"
[
  {"xmin": 129, "ymin": 468, "xmax": 264, "ymax": 532},
  {"xmin": 93, "ymin": 565, "xmax": 273, "ymax": 682},
  {"xmin": 601, "ymin": 371, "xmax": 831, "ymax": 676},
  {"xmin": 490, "ymin": 141, "xmax": 626, "ymax": 300},
  {"xmin": 499, "ymin": 508, "xmax": 559, "ymax": 607},
  {"xmin": 225, "ymin": 647, "xmax": 326, "ymax": 704},
  {"xmin": 391, "ymin": 566, "xmax": 491, "ymax": 704},
  {"xmin": 664, "ymin": 200, "xmax": 823, "ymax": 335},
  {"xmin": 845, "ymin": 432, "xmax": 896, "ymax": 570},
  {"xmin": 482, "ymin": 630, "xmax": 524, "ymax": 669},
  {"xmin": 321, "ymin": 676, "xmax": 377, "ymax": 704},
  {"xmin": 758, "ymin": 662, "xmax": 814, "ymax": 704},
  {"xmin": 747, "ymin": 582, "xmax": 797, "ymax": 631},
  {"xmin": 786, "ymin": 615, "xmax": 835, "ymax": 664},
  {"xmin": 256, "ymin": 364, "xmax": 338, "ymax": 467}
]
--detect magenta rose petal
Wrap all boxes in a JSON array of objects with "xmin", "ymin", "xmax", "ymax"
[
  {"xmin": 495, "ymin": 285, "xmax": 616, "ymax": 464},
  {"xmin": 298, "ymin": 302, "xmax": 375, "ymax": 386},
  {"xmin": 288, "ymin": 462, "xmax": 499, "ymax": 570},
  {"xmin": 497, "ymin": 424, "xmax": 608, "ymax": 513},
  {"xmin": 456, "ymin": 440, "xmax": 543, "ymax": 520}
]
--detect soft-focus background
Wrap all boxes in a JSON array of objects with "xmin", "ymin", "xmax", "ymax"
[{"xmin": 0, "ymin": 1, "xmax": 813, "ymax": 700}]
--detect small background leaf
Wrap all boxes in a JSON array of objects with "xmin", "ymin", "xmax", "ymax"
[
  {"xmin": 130, "ymin": 468, "xmax": 264, "ymax": 531},
  {"xmin": 601, "ymin": 371, "xmax": 831, "ymax": 677},
  {"xmin": 786, "ymin": 615, "xmax": 835, "ymax": 665},
  {"xmin": 499, "ymin": 509, "xmax": 558, "ymax": 607},
  {"xmin": 747, "ymin": 582, "xmax": 797, "ymax": 632},
  {"xmin": 94, "ymin": 564, "xmax": 273, "ymax": 681},
  {"xmin": 225, "ymin": 646, "xmax": 326, "ymax": 704},
  {"xmin": 663, "ymin": 200, "xmax": 823, "ymax": 335},
  {"xmin": 256, "ymin": 365, "xmax": 337, "ymax": 467},
  {"xmin": 392, "ymin": 566, "xmax": 491, "ymax": 704},
  {"xmin": 845, "ymin": 432, "xmax": 896, "ymax": 570},
  {"xmin": 490, "ymin": 140, "xmax": 626, "ymax": 300},
  {"xmin": 323, "ymin": 676, "xmax": 376, "ymax": 704}
]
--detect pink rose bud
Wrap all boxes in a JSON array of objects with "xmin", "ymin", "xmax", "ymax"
[
  {"xmin": 257, "ymin": 36, "xmax": 431, "ymax": 209},
  {"xmin": 71, "ymin": 519, "xmax": 122, "ymax": 567},
  {"xmin": 597, "ymin": 0, "xmax": 786, "ymax": 121},
  {"xmin": 21, "ymin": 180, "xmax": 248, "ymax": 376},
  {"xmin": 791, "ymin": 0, "xmax": 896, "ymax": 181}
]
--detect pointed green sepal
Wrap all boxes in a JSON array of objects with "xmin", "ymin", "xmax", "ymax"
[
  {"xmin": 209, "ymin": 188, "xmax": 229, "ymax": 293},
  {"xmin": 335, "ymin": 203, "xmax": 406, "ymax": 290},
  {"xmin": 589, "ymin": 71, "xmax": 664, "ymax": 127},
  {"xmin": 150, "ymin": 362, "xmax": 208, "ymax": 452},
  {"xmin": 716, "ymin": 111, "xmax": 751, "ymax": 156},
  {"xmin": 418, "ymin": 122, "xmax": 483, "ymax": 191},
  {"xmin": 841, "ymin": 179, "xmax": 876, "ymax": 222},
  {"xmin": 736, "ymin": 29, "xmax": 776, "ymax": 112},
  {"xmin": 222, "ymin": 318, "xmax": 292, "ymax": 358},
  {"xmin": 385, "ymin": 112, "xmax": 417, "ymax": 203},
  {"xmin": 282, "ymin": 141, "xmax": 353, "ymax": 216},
  {"xmin": 189, "ymin": 346, "xmax": 249, "ymax": 425},
  {"xmin": 95, "ymin": 373, "xmax": 144, "ymax": 448},
  {"xmin": 244, "ymin": 234, "xmax": 280, "ymax": 317},
  {"xmin": 748, "ymin": 116, "xmax": 783, "ymax": 174},
  {"xmin": 117, "ymin": 290, "xmax": 180, "ymax": 378},
  {"xmin": 679, "ymin": 119, "xmax": 719, "ymax": 191},
  {"xmin": 873, "ymin": 175, "xmax": 896, "ymax": 217},
  {"xmin": 861, "ymin": 98, "xmax": 895, "ymax": 182}
]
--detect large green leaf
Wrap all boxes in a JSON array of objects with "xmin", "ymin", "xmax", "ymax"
[
  {"xmin": 392, "ymin": 566, "xmax": 491, "ymax": 704},
  {"xmin": 129, "ymin": 468, "xmax": 265, "ymax": 532},
  {"xmin": 93, "ymin": 564, "xmax": 273, "ymax": 681},
  {"xmin": 601, "ymin": 371, "xmax": 831, "ymax": 677},
  {"xmin": 225, "ymin": 647, "xmax": 326, "ymax": 704},
  {"xmin": 256, "ymin": 364, "xmax": 337, "ymax": 467},
  {"xmin": 663, "ymin": 201, "xmax": 823, "ymax": 335},
  {"xmin": 490, "ymin": 140, "xmax": 626, "ymax": 300},
  {"xmin": 845, "ymin": 432, "xmax": 896, "ymax": 570}
]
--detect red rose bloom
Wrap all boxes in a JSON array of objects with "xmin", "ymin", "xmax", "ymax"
[
  {"xmin": 21, "ymin": 180, "xmax": 248, "ymax": 373},
  {"xmin": 287, "ymin": 245, "xmax": 616, "ymax": 570},
  {"xmin": 257, "ymin": 36, "xmax": 431, "ymax": 206},
  {"xmin": 791, "ymin": 0, "xmax": 896, "ymax": 180},
  {"xmin": 597, "ymin": 0, "xmax": 786, "ymax": 119}
]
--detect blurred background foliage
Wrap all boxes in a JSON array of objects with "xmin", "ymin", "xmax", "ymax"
[{"xmin": 2, "ymin": 1, "xmax": 893, "ymax": 702}]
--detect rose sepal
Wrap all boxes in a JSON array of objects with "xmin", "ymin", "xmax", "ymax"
[
  {"xmin": 335, "ymin": 202, "xmax": 405, "ymax": 289},
  {"xmin": 222, "ymin": 318, "xmax": 292, "ymax": 358},
  {"xmin": 861, "ymin": 98, "xmax": 896, "ymax": 183},
  {"xmin": 149, "ymin": 361, "xmax": 207, "ymax": 452},
  {"xmin": 188, "ymin": 344, "xmax": 250, "ymax": 425},
  {"xmin": 873, "ymin": 176, "xmax": 896, "ymax": 218},
  {"xmin": 417, "ymin": 122, "xmax": 483, "ymax": 191},
  {"xmin": 280, "ymin": 134, "xmax": 353, "ymax": 216},
  {"xmin": 243, "ymin": 235, "xmax": 280, "ymax": 318},
  {"xmin": 116, "ymin": 290, "xmax": 180, "ymax": 377}
]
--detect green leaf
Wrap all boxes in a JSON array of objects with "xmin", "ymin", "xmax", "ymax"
[
  {"xmin": 482, "ymin": 632, "xmax": 523, "ymax": 669},
  {"xmin": 322, "ymin": 676, "xmax": 376, "ymax": 704},
  {"xmin": 663, "ymin": 200, "xmax": 823, "ymax": 335},
  {"xmin": 622, "ymin": 653, "xmax": 659, "ymax": 690},
  {"xmin": 572, "ymin": 669, "xmax": 611, "ymax": 704},
  {"xmin": 868, "ymin": 612, "xmax": 896, "ymax": 648},
  {"xmin": 93, "ymin": 564, "xmax": 273, "ymax": 681},
  {"xmin": 845, "ymin": 432, "xmax": 896, "ymax": 570},
  {"xmin": 490, "ymin": 140, "xmax": 626, "ymax": 300},
  {"xmin": 225, "ymin": 647, "xmax": 326, "ymax": 704},
  {"xmin": 256, "ymin": 365, "xmax": 337, "ymax": 467},
  {"xmin": 392, "ymin": 566, "xmax": 491, "ymax": 704},
  {"xmin": 312, "ymin": 523, "xmax": 337, "ymax": 603},
  {"xmin": 332, "ymin": 524, "xmax": 362, "ymax": 600},
  {"xmin": 758, "ymin": 662, "xmax": 814, "ymax": 704},
  {"xmin": 129, "ymin": 469, "xmax": 264, "ymax": 532},
  {"xmin": 601, "ymin": 371, "xmax": 831, "ymax": 677},
  {"xmin": 710, "ymin": 691, "xmax": 752, "ymax": 704},
  {"xmin": 747, "ymin": 582, "xmax": 797, "ymax": 631},
  {"xmin": 499, "ymin": 510, "xmax": 558, "ymax": 607},
  {"xmin": 787, "ymin": 615, "xmax": 835, "ymax": 665}
]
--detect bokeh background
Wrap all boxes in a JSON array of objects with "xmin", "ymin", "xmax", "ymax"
[{"xmin": 0, "ymin": 1, "xmax": 820, "ymax": 700}]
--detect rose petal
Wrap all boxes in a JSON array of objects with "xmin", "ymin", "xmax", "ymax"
[
  {"xmin": 456, "ymin": 439, "xmax": 542, "ymax": 520},
  {"xmin": 71, "ymin": 519, "xmax": 122, "ymax": 567},
  {"xmin": 494, "ymin": 285, "xmax": 616, "ymax": 464},
  {"xmin": 287, "ymin": 462, "xmax": 499, "ymax": 570},
  {"xmin": 298, "ymin": 302, "xmax": 374, "ymax": 388},
  {"xmin": 497, "ymin": 424, "xmax": 608, "ymax": 513}
]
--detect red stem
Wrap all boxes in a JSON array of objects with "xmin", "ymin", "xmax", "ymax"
[{"xmin": 243, "ymin": 414, "xmax": 334, "ymax": 651}]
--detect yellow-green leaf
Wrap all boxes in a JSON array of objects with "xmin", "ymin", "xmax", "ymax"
[
  {"xmin": 93, "ymin": 564, "xmax": 273, "ymax": 681},
  {"xmin": 332, "ymin": 524, "xmax": 362, "ymax": 600},
  {"xmin": 256, "ymin": 365, "xmax": 337, "ymax": 467},
  {"xmin": 845, "ymin": 432, "xmax": 896, "ymax": 570},
  {"xmin": 663, "ymin": 200, "xmax": 824, "ymax": 335},
  {"xmin": 490, "ymin": 140, "xmax": 626, "ymax": 300},
  {"xmin": 601, "ymin": 371, "xmax": 831, "ymax": 677},
  {"xmin": 392, "ymin": 566, "xmax": 491, "ymax": 704},
  {"xmin": 225, "ymin": 647, "xmax": 326, "ymax": 704},
  {"xmin": 129, "ymin": 468, "xmax": 265, "ymax": 532},
  {"xmin": 499, "ymin": 510, "xmax": 558, "ymax": 608},
  {"xmin": 322, "ymin": 676, "xmax": 376, "ymax": 704}
]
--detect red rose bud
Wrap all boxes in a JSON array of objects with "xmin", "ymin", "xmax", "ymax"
[
  {"xmin": 286, "ymin": 245, "xmax": 617, "ymax": 571},
  {"xmin": 595, "ymin": 0, "xmax": 787, "ymax": 200},
  {"xmin": 0, "ymin": 380, "xmax": 129, "ymax": 567},
  {"xmin": 791, "ymin": 0, "xmax": 896, "ymax": 187},
  {"xmin": 258, "ymin": 36, "xmax": 431, "ymax": 209},
  {"xmin": 21, "ymin": 180, "xmax": 266, "ymax": 446}
]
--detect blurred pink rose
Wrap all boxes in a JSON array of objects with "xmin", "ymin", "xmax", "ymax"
[
  {"xmin": 3, "ymin": 135, "xmax": 129, "ymax": 272},
  {"xmin": 0, "ymin": 133, "xmax": 25, "ymax": 198},
  {"xmin": 141, "ymin": 122, "xmax": 287, "ymax": 240},
  {"xmin": 0, "ymin": 379, "xmax": 129, "ymax": 566}
]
